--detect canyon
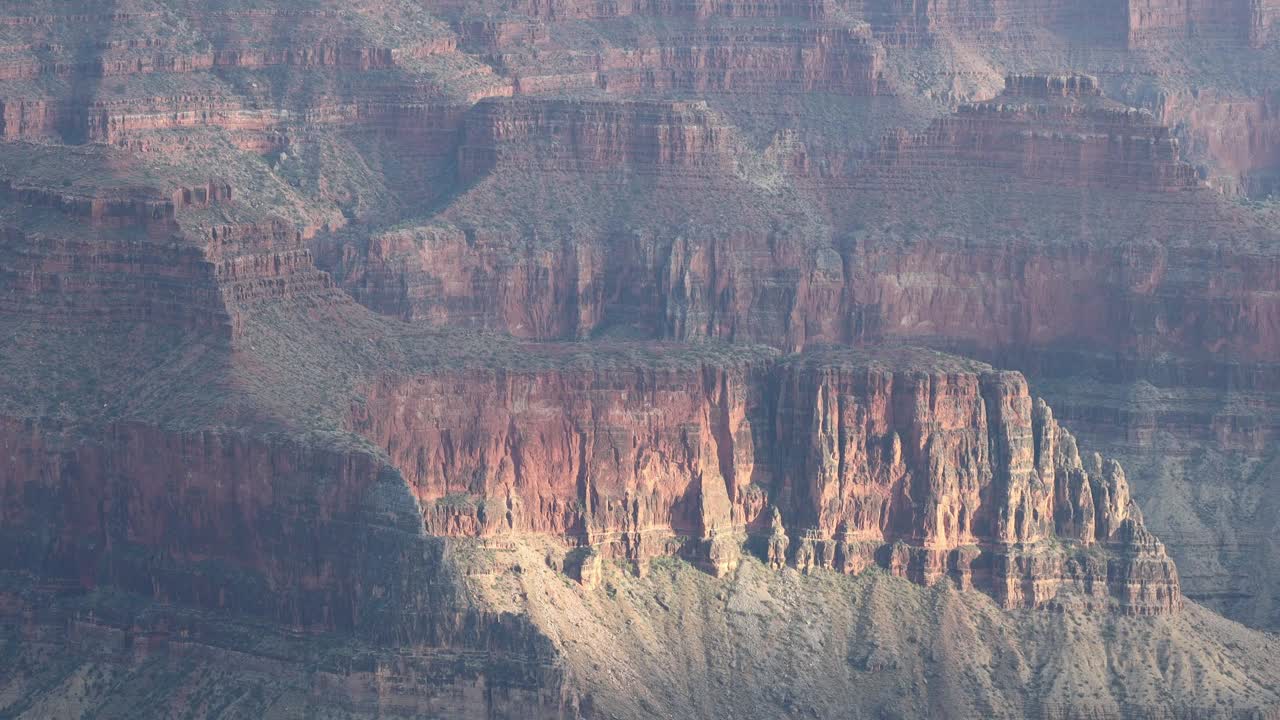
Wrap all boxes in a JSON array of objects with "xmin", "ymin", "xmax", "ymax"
[{"xmin": 1, "ymin": 0, "xmax": 1279, "ymax": 718}]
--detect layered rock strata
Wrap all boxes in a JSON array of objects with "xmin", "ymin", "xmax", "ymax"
[
  {"xmin": 0, "ymin": 339, "xmax": 1179, "ymax": 621},
  {"xmin": 329, "ymin": 75, "xmax": 1277, "ymax": 363},
  {"xmin": 458, "ymin": 98, "xmax": 734, "ymax": 180},
  {"xmin": 348, "ymin": 347, "xmax": 1180, "ymax": 614},
  {"xmin": 0, "ymin": 418, "xmax": 575, "ymax": 717},
  {"xmin": 772, "ymin": 351, "xmax": 1179, "ymax": 614}
]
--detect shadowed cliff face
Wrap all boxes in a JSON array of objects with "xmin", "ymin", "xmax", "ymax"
[{"xmin": 0, "ymin": 419, "xmax": 577, "ymax": 718}]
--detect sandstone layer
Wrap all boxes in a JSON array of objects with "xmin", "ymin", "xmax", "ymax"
[{"xmin": 345, "ymin": 347, "xmax": 1180, "ymax": 614}]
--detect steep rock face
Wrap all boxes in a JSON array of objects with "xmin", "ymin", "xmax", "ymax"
[
  {"xmin": 0, "ymin": 191, "xmax": 342, "ymax": 341},
  {"xmin": 850, "ymin": 0, "xmax": 1130, "ymax": 46},
  {"xmin": 500, "ymin": 27, "xmax": 883, "ymax": 97},
  {"xmin": 324, "ymin": 221, "xmax": 616, "ymax": 337},
  {"xmin": 301, "ymin": 63, "xmax": 1280, "ymax": 628},
  {"xmin": 203, "ymin": 220, "xmax": 349, "ymax": 338},
  {"xmin": 0, "ymin": 139, "xmax": 355, "ymax": 341},
  {"xmin": 1, "ymin": 595, "xmax": 574, "ymax": 719},
  {"xmin": 0, "ymin": 1, "xmax": 511, "ymax": 241},
  {"xmin": 350, "ymin": 358, "xmax": 772, "ymax": 576},
  {"xmin": 1, "ymin": 0, "xmax": 1278, "ymax": 712},
  {"xmin": 465, "ymin": 0, "xmax": 831, "ymax": 21},
  {"xmin": 0, "ymin": 417, "xmax": 573, "ymax": 718},
  {"xmin": 349, "ymin": 348, "xmax": 1179, "ymax": 613},
  {"xmin": 0, "ymin": 152, "xmax": 233, "ymax": 335},
  {"xmin": 459, "ymin": 98, "xmax": 734, "ymax": 180},
  {"xmin": 837, "ymin": 235, "xmax": 1280, "ymax": 360},
  {"xmin": 905, "ymin": 110, "xmax": 1186, "ymax": 190},
  {"xmin": 772, "ymin": 351, "xmax": 1178, "ymax": 614},
  {"xmin": 845, "ymin": 73, "xmax": 1199, "ymax": 191},
  {"xmin": 841, "ymin": 0, "xmax": 1278, "ymax": 47},
  {"xmin": 0, "ymin": 418, "xmax": 406, "ymax": 632},
  {"xmin": 331, "ymin": 76, "xmax": 1280, "ymax": 366},
  {"xmin": 591, "ymin": 27, "xmax": 882, "ymax": 96},
  {"xmin": 1160, "ymin": 87, "xmax": 1280, "ymax": 197},
  {"xmin": 0, "ymin": 224, "xmax": 230, "ymax": 334},
  {"xmin": 439, "ymin": 0, "xmax": 884, "ymax": 97},
  {"xmin": 0, "ymin": 5, "xmax": 507, "ymax": 144},
  {"xmin": 1126, "ymin": 0, "xmax": 1279, "ymax": 47}
]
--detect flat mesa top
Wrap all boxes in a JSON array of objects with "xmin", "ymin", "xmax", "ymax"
[{"xmin": 782, "ymin": 345, "xmax": 997, "ymax": 375}]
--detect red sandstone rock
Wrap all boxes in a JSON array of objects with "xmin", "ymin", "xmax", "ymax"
[
  {"xmin": 458, "ymin": 98, "xmax": 735, "ymax": 181},
  {"xmin": 773, "ymin": 350, "xmax": 1180, "ymax": 613},
  {"xmin": 329, "ymin": 75, "xmax": 1280, "ymax": 377},
  {"xmin": 1159, "ymin": 88, "xmax": 1280, "ymax": 196},
  {"xmin": 0, "ymin": 346, "xmax": 1180, "ymax": 616},
  {"xmin": 340, "ymin": 347, "xmax": 1180, "ymax": 613}
]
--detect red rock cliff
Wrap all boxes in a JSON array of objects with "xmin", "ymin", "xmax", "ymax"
[
  {"xmin": 773, "ymin": 351, "xmax": 1178, "ymax": 614},
  {"xmin": 348, "ymin": 346, "xmax": 1179, "ymax": 613},
  {"xmin": 329, "ymin": 75, "xmax": 1280, "ymax": 370},
  {"xmin": 458, "ymin": 98, "xmax": 735, "ymax": 180}
]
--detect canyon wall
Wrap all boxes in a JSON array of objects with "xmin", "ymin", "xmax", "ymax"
[
  {"xmin": 1160, "ymin": 88, "xmax": 1280, "ymax": 197},
  {"xmin": 497, "ymin": 28, "xmax": 884, "ymax": 97},
  {"xmin": 0, "ymin": 187, "xmax": 344, "ymax": 340},
  {"xmin": 0, "ymin": 417, "xmax": 573, "ymax": 718},
  {"xmin": 848, "ymin": 0, "xmax": 1130, "ymax": 45},
  {"xmin": 348, "ymin": 348, "xmax": 1179, "ymax": 614},
  {"xmin": 1126, "ymin": 0, "xmax": 1280, "ymax": 47},
  {"xmin": 458, "ymin": 99, "xmax": 734, "ymax": 180},
  {"xmin": 1, "ymin": 3, "xmax": 1278, "ymax": 714},
  {"xmin": 310, "ymin": 73, "xmax": 1265, "ymax": 627},
  {"xmin": 0, "ymin": 345, "xmax": 1181, "ymax": 620},
  {"xmin": 1, "ymin": 418, "xmax": 436, "ymax": 637},
  {"xmin": 331, "ymin": 75, "xmax": 1279, "ymax": 359},
  {"xmin": 350, "ymin": 358, "xmax": 771, "ymax": 574}
]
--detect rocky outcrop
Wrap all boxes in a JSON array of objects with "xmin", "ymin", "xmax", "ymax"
[
  {"xmin": 0, "ymin": 417, "xmax": 576, "ymax": 717},
  {"xmin": 500, "ymin": 27, "xmax": 883, "ymax": 97},
  {"xmin": 349, "ymin": 354, "xmax": 774, "ymax": 576},
  {"xmin": 348, "ymin": 347, "xmax": 1179, "ymax": 613},
  {"xmin": 203, "ymin": 220, "xmax": 349, "ymax": 337},
  {"xmin": 771, "ymin": 350, "xmax": 1180, "ymax": 614},
  {"xmin": 1126, "ymin": 0, "xmax": 1280, "ymax": 47},
  {"xmin": 459, "ymin": 98, "xmax": 734, "ymax": 180},
  {"xmin": 856, "ymin": 73, "xmax": 1200, "ymax": 192},
  {"xmin": 1159, "ymin": 87, "xmax": 1280, "ymax": 197}
]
